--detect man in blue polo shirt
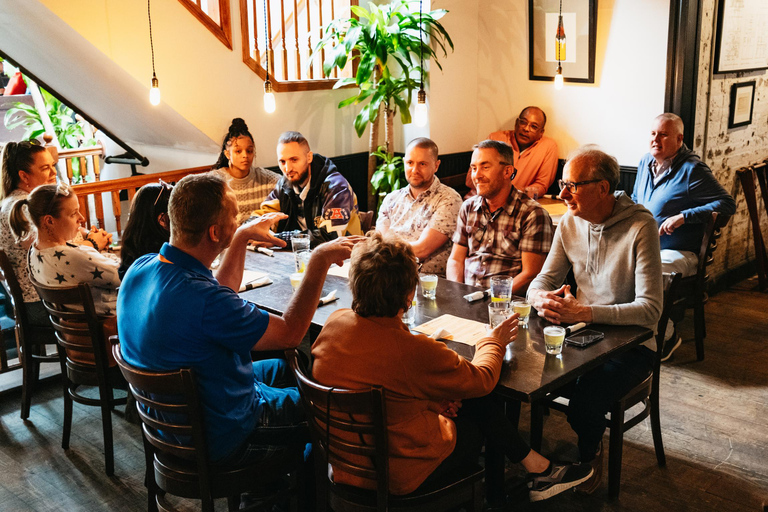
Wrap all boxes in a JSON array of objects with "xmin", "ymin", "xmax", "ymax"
[{"xmin": 117, "ymin": 173, "xmax": 359, "ymax": 465}]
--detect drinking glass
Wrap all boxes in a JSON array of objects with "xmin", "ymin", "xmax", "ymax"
[
  {"xmin": 291, "ymin": 233, "xmax": 310, "ymax": 271},
  {"xmin": 543, "ymin": 326, "xmax": 566, "ymax": 355},
  {"xmin": 488, "ymin": 301, "xmax": 512, "ymax": 329},
  {"xmin": 420, "ymin": 274, "xmax": 438, "ymax": 300},
  {"xmin": 289, "ymin": 272, "xmax": 304, "ymax": 292},
  {"xmin": 296, "ymin": 250, "xmax": 312, "ymax": 273},
  {"xmin": 402, "ymin": 299, "xmax": 417, "ymax": 326},
  {"xmin": 490, "ymin": 276, "xmax": 512, "ymax": 304},
  {"xmin": 513, "ymin": 300, "xmax": 531, "ymax": 328}
]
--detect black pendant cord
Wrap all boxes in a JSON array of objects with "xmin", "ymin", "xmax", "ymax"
[
  {"xmin": 419, "ymin": 0, "xmax": 423, "ymax": 90},
  {"xmin": 263, "ymin": 0, "xmax": 270, "ymax": 81},
  {"xmin": 148, "ymin": 0, "xmax": 157, "ymax": 80}
]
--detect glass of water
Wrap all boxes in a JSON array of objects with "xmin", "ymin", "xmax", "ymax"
[
  {"xmin": 490, "ymin": 276, "xmax": 512, "ymax": 304},
  {"xmin": 402, "ymin": 298, "xmax": 417, "ymax": 326},
  {"xmin": 291, "ymin": 233, "xmax": 310, "ymax": 271},
  {"xmin": 513, "ymin": 300, "xmax": 531, "ymax": 328},
  {"xmin": 488, "ymin": 301, "xmax": 512, "ymax": 329}
]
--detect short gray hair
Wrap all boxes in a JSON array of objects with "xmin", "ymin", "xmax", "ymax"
[
  {"xmin": 473, "ymin": 139, "xmax": 515, "ymax": 167},
  {"xmin": 566, "ymin": 146, "xmax": 620, "ymax": 193},
  {"xmin": 169, "ymin": 173, "xmax": 229, "ymax": 246},
  {"xmin": 654, "ymin": 113, "xmax": 684, "ymax": 136}
]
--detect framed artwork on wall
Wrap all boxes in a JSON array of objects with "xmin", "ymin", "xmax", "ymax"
[
  {"xmin": 729, "ymin": 81, "xmax": 756, "ymax": 129},
  {"xmin": 714, "ymin": 0, "xmax": 768, "ymax": 74},
  {"xmin": 528, "ymin": 0, "xmax": 597, "ymax": 84}
]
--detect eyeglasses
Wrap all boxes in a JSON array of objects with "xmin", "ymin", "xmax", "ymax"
[
  {"xmin": 558, "ymin": 179, "xmax": 602, "ymax": 194},
  {"xmin": 154, "ymin": 179, "xmax": 173, "ymax": 207}
]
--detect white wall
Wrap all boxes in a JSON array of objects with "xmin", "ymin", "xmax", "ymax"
[{"xmin": 430, "ymin": 0, "xmax": 670, "ymax": 166}]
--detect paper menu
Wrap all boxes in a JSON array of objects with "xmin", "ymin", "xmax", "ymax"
[{"xmin": 414, "ymin": 314, "xmax": 489, "ymax": 346}]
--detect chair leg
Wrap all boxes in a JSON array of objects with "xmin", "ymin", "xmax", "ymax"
[
  {"xmin": 100, "ymin": 391, "xmax": 115, "ymax": 476},
  {"xmin": 20, "ymin": 352, "xmax": 35, "ymax": 420},
  {"xmin": 61, "ymin": 387, "xmax": 73, "ymax": 450},
  {"xmin": 649, "ymin": 394, "xmax": 666, "ymax": 468},
  {"xmin": 471, "ymin": 478, "xmax": 483, "ymax": 512},
  {"xmin": 694, "ymin": 302, "xmax": 706, "ymax": 361},
  {"xmin": 608, "ymin": 406, "xmax": 625, "ymax": 500},
  {"xmin": 530, "ymin": 402, "xmax": 545, "ymax": 452},
  {"xmin": 142, "ymin": 435, "xmax": 160, "ymax": 512}
]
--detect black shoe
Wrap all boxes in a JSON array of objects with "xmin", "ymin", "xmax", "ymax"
[
  {"xmin": 660, "ymin": 331, "xmax": 682, "ymax": 362},
  {"xmin": 528, "ymin": 462, "xmax": 594, "ymax": 502}
]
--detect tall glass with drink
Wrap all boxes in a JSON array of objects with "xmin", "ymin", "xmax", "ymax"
[
  {"xmin": 488, "ymin": 301, "xmax": 513, "ymax": 328},
  {"xmin": 291, "ymin": 233, "xmax": 310, "ymax": 272},
  {"xmin": 402, "ymin": 298, "xmax": 417, "ymax": 326},
  {"xmin": 490, "ymin": 276, "xmax": 512, "ymax": 304},
  {"xmin": 543, "ymin": 326, "xmax": 566, "ymax": 355}
]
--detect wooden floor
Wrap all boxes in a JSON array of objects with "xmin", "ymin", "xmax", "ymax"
[{"xmin": 0, "ymin": 277, "xmax": 766, "ymax": 511}]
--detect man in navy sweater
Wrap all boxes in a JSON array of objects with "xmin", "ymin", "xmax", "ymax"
[{"xmin": 632, "ymin": 113, "xmax": 735, "ymax": 359}]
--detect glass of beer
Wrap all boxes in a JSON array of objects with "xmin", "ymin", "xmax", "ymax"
[
  {"xmin": 513, "ymin": 300, "xmax": 531, "ymax": 328},
  {"xmin": 420, "ymin": 274, "xmax": 438, "ymax": 300},
  {"xmin": 490, "ymin": 276, "xmax": 512, "ymax": 304},
  {"xmin": 488, "ymin": 301, "xmax": 512, "ymax": 329},
  {"xmin": 543, "ymin": 326, "xmax": 566, "ymax": 355}
]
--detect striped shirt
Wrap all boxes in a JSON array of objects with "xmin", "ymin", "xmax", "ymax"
[{"xmin": 213, "ymin": 166, "xmax": 281, "ymax": 225}]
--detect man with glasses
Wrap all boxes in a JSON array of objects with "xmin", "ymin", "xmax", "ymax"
[
  {"xmin": 464, "ymin": 106, "xmax": 558, "ymax": 200},
  {"xmin": 527, "ymin": 147, "xmax": 663, "ymax": 493},
  {"xmin": 632, "ymin": 113, "xmax": 735, "ymax": 360},
  {"xmin": 447, "ymin": 140, "xmax": 553, "ymax": 293}
]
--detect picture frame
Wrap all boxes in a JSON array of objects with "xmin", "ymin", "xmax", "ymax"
[
  {"xmin": 729, "ymin": 81, "xmax": 756, "ymax": 129},
  {"xmin": 528, "ymin": 0, "xmax": 597, "ymax": 84},
  {"xmin": 713, "ymin": 0, "xmax": 768, "ymax": 74}
]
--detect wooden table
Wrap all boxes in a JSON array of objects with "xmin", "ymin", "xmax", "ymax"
[
  {"xmin": 537, "ymin": 196, "xmax": 567, "ymax": 225},
  {"xmin": 240, "ymin": 249, "xmax": 653, "ymax": 404}
]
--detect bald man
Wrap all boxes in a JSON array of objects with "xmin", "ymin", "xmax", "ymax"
[{"xmin": 632, "ymin": 113, "xmax": 735, "ymax": 359}]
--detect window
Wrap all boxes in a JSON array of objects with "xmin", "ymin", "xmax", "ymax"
[
  {"xmin": 240, "ymin": 0, "xmax": 356, "ymax": 92},
  {"xmin": 179, "ymin": 0, "xmax": 232, "ymax": 49}
]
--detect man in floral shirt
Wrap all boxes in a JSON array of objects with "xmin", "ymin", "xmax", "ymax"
[
  {"xmin": 448, "ymin": 140, "xmax": 553, "ymax": 293},
  {"xmin": 376, "ymin": 138, "xmax": 462, "ymax": 276}
]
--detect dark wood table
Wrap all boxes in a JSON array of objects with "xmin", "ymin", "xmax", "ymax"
[{"xmin": 240, "ymin": 249, "xmax": 653, "ymax": 404}]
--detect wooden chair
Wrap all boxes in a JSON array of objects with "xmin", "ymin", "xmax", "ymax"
[
  {"xmin": 738, "ymin": 167, "xmax": 768, "ymax": 292},
  {"xmin": 112, "ymin": 341, "xmax": 305, "ymax": 512},
  {"xmin": 678, "ymin": 212, "xmax": 732, "ymax": 359},
  {"xmin": 754, "ymin": 162, "xmax": 768, "ymax": 217},
  {"xmin": 359, "ymin": 210, "xmax": 375, "ymax": 233},
  {"xmin": 0, "ymin": 250, "xmax": 59, "ymax": 419},
  {"xmin": 287, "ymin": 349, "xmax": 485, "ymax": 512},
  {"xmin": 32, "ymin": 281, "xmax": 127, "ymax": 476},
  {"xmin": 530, "ymin": 272, "xmax": 682, "ymax": 500}
]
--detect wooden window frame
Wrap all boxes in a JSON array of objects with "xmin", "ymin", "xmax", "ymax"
[
  {"xmin": 178, "ymin": 0, "xmax": 233, "ymax": 50},
  {"xmin": 239, "ymin": 0, "xmax": 357, "ymax": 92}
]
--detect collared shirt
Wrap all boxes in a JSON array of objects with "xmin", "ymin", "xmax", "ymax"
[
  {"xmin": 376, "ymin": 177, "xmax": 463, "ymax": 275},
  {"xmin": 650, "ymin": 157, "xmax": 674, "ymax": 186},
  {"xmin": 487, "ymin": 133, "xmax": 559, "ymax": 199},
  {"xmin": 453, "ymin": 188, "xmax": 553, "ymax": 288},
  {"xmin": 117, "ymin": 243, "xmax": 270, "ymax": 462}
]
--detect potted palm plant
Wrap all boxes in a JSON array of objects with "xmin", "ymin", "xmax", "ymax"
[{"xmin": 314, "ymin": 0, "xmax": 453, "ymax": 211}]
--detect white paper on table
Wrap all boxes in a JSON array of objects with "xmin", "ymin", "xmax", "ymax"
[
  {"xmin": 326, "ymin": 262, "xmax": 350, "ymax": 279},
  {"xmin": 414, "ymin": 314, "xmax": 489, "ymax": 346},
  {"xmin": 239, "ymin": 270, "xmax": 268, "ymax": 290}
]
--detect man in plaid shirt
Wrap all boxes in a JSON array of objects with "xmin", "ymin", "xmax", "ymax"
[{"xmin": 447, "ymin": 140, "xmax": 554, "ymax": 293}]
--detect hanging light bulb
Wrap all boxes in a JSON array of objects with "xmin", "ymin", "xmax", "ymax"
[
  {"xmin": 263, "ymin": 80, "xmax": 276, "ymax": 113},
  {"xmin": 415, "ymin": 89, "xmax": 428, "ymax": 127},
  {"xmin": 554, "ymin": 66, "xmax": 564, "ymax": 90},
  {"xmin": 149, "ymin": 74, "xmax": 161, "ymax": 105},
  {"xmin": 147, "ymin": 0, "xmax": 161, "ymax": 105}
]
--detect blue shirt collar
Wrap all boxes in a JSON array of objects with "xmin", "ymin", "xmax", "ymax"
[{"xmin": 159, "ymin": 243, "xmax": 214, "ymax": 279}]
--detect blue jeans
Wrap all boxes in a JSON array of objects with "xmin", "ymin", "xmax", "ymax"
[
  {"xmin": 563, "ymin": 346, "xmax": 655, "ymax": 461},
  {"xmin": 221, "ymin": 358, "xmax": 307, "ymax": 466}
]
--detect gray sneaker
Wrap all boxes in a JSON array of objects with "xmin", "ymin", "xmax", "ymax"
[{"xmin": 528, "ymin": 462, "xmax": 594, "ymax": 502}]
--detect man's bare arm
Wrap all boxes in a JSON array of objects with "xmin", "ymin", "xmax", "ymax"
[{"xmin": 446, "ymin": 244, "xmax": 468, "ymax": 283}]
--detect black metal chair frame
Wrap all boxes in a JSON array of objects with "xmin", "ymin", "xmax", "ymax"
[
  {"xmin": 0, "ymin": 249, "xmax": 58, "ymax": 419},
  {"xmin": 287, "ymin": 349, "xmax": 484, "ymax": 512},
  {"xmin": 32, "ymin": 280, "xmax": 127, "ymax": 476},
  {"xmin": 112, "ymin": 340, "xmax": 305, "ymax": 512},
  {"xmin": 530, "ymin": 272, "xmax": 682, "ymax": 500}
]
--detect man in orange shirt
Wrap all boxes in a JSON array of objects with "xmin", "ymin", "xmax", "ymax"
[{"xmin": 466, "ymin": 106, "xmax": 559, "ymax": 200}]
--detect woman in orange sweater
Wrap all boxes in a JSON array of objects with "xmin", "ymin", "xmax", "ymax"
[{"xmin": 312, "ymin": 233, "xmax": 592, "ymax": 506}]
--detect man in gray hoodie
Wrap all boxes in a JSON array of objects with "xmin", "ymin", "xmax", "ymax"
[{"xmin": 527, "ymin": 147, "xmax": 662, "ymax": 493}]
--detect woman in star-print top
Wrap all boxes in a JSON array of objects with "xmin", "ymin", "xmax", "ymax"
[{"xmin": 9, "ymin": 183, "xmax": 120, "ymax": 316}]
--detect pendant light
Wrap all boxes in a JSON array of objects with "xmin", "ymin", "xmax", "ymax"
[
  {"xmin": 554, "ymin": 0, "xmax": 565, "ymax": 90},
  {"xmin": 147, "ymin": 0, "xmax": 161, "ymax": 105},
  {"xmin": 414, "ymin": 0, "xmax": 428, "ymax": 127},
  {"xmin": 262, "ymin": 0, "xmax": 276, "ymax": 113}
]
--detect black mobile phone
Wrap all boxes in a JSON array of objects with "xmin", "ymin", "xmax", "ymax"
[{"xmin": 565, "ymin": 329, "xmax": 604, "ymax": 348}]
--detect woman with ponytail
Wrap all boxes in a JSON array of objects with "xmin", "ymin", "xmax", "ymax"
[
  {"xmin": 211, "ymin": 118, "xmax": 279, "ymax": 225},
  {"xmin": 0, "ymin": 141, "xmax": 57, "ymax": 326}
]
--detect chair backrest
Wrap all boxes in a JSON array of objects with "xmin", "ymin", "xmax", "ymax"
[
  {"xmin": 359, "ymin": 210, "xmax": 375, "ymax": 233},
  {"xmin": 694, "ymin": 212, "xmax": 730, "ymax": 283},
  {"xmin": 0, "ymin": 249, "xmax": 28, "ymax": 329},
  {"xmin": 754, "ymin": 162, "xmax": 768, "ymax": 216},
  {"xmin": 654, "ymin": 272, "xmax": 683, "ymax": 363},
  {"xmin": 287, "ymin": 350, "xmax": 391, "ymax": 504},
  {"xmin": 111, "ymin": 341, "xmax": 213, "ymax": 490}
]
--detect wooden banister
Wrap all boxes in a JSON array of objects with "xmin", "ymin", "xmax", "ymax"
[{"xmin": 71, "ymin": 166, "xmax": 210, "ymax": 236}]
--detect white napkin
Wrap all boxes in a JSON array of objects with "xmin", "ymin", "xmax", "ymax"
[
  {"xmin": 429, "ymin": 327, "xmax": 452, "ymax": 340},
  {"xmin": 238, "ymin": 276, "xmax": 272, "ymax": 292},
  {"xmin": 319, "ymin": 289, "xmax": 338, "ymax": 306}
]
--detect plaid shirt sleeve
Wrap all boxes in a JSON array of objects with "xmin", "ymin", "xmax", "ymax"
[
  {"xmin": 452, "ymin": 202, "xmax": 471, "ymax": 246},
  {"xmin": 518, "ymin": 206, "xmax": 554, "ymax": 254}
]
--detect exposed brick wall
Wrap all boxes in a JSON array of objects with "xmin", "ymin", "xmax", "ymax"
[{"xmin": 693, "ymin": 0, "xmax": 768, "ymax": 280}]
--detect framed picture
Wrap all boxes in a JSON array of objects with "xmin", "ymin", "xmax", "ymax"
[
  {"xmin": 714, "ymin": 0, "xmax": 768, "ymax": 74},
  {"xmin": 529, "ymin": 0, "xmax": 597, "ymax": 84},
  {"xmin": 729, "ymin": 81, "xmax": 756, "ymax": 129}
]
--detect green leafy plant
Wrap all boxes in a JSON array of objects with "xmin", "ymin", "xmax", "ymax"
[
  {"xmin": 370, "ymin": 146, "xmax": 405, "ymax": 196},
  {"xmin": 314, "ymin": 0, "xmax": 453, "ymax": 207}
]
